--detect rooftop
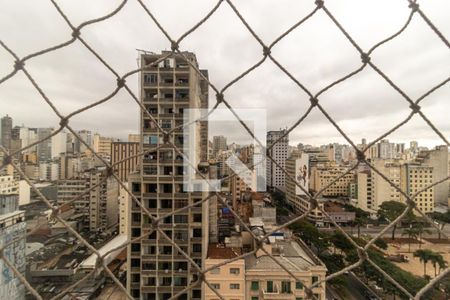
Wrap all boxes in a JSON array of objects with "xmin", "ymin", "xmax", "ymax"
[
  {"xmin": 207, "ymin": 243, "xmax": 242, "ymax": 259},
  {"xmin": 247, "ymin": 239, "xmax": 322, "ymax": 272},
  {"xmin": 323, "ymin": 201, "xmax": 345, "ymax": 213},
  {"xmin": 79, "ymin": 234, "xmax": 127, "ymax": 269}
]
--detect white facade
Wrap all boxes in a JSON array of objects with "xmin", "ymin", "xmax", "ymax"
[
  {"xmin": 267, "ymin": 130, "xmax": 289, "ymax": 191},
  {"xmin": 51, "ymin": 130, "xmax": 67, "ymax": 159},
  {"xmin": 119, "ymin": 184, "xmax": 129, "ymax": 236}
]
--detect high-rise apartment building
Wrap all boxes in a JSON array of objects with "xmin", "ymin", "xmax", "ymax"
[
  {"xmin": 400, "ymin": 164, "xmax": 434, "ymax": 214},
  {"xmin": 57, "ymin": 170, "xmax": 118, "ymax": 231},
  {"xmin": 111, "ymin": 142, "xmax": 140, "ymax": 182},
  {"xmin": 76, "ymin": 130, "xmax": 93, "ymax": 154},
  {"xmin": 212, "ymin": 135, "xmax": 227, "ymax": 157},
  {"xmin": 93, "ymin": 133, "xmax": 114, "ymax": 157},
  {"xmin": 37, "ymin": 127, "xmax": 53, "ymax": 162},
  {"xmin": 127, "ymin": 51, "xmax": 209, "ymax": 300},
  {"xmin": 1, "ymin": 114, "xmax": 13, "ymax": 151},
  {"xmin": 371, "ymin": 160, "xmax": 402, "ymax": 208},
  {"xmin": 415, "ymin": 145, "xmax": 448, "ymax": 205},
  {"xmin": 51, "ymin": 130, "xmax": 67, "ymax": 159},
  {"xmin": 266, "ymin": 130, "xmax": 289, "ymax": 191}
]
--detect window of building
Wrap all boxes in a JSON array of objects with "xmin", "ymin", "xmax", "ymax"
[
  {"xmin": 251, "ymin": 297, "xmax": 259, "ymax": 300},
  {"xmin": 210, "ymin": 267, "xmax": 220, "ymax": 274},
  {"xmin": 266, "ymin": 281, "xmax": 274, "ymax": 293},
  {"xmin": 230, "ymin": 283, "xmax": 240, "ymax": 290},
  {"xmin": 192, "ymin": 244, "xmax": 202, "ymax": 253},
  {"xmin": 296, "ymin": 281, "xmax": 303, "ymax": 289},
  {"xmin": 230, "ymin": 268, "xmax": 240, "ymax": 275},
  {"xmin": 281, "ymin": 281, "xmax": 291, "ymax": 293},
  {"xmin": 251, "ymin": 281, "xmax": 259, "ymax": 291},
  {"xmin": 312, "ymin": 276, "xmax": 319, "ymax": 284},
  {"xmin": 211, "ymin": 283, "xmax": 220, "ymax": 289}
]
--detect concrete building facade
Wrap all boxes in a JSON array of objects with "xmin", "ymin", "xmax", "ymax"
[
  {"xmin": 111, "ymin": 142, "xmax": 140, "ymax": 182},
  {"xmin": 127, "ymin": 51, "xmax": 209, "ymax": 300},
  {"xmin": 1, "ymin": 115, "xmax": 13, "ymax": 151},
  {"xmin": 401, "ymin": 164, "xmax": 434, "ymax": 214},
  {"xmin": 266, "ymin": 130, "xmax": 289, "ymax": 191}
]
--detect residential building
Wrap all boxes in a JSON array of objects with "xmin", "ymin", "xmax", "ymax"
[
  {"xmin": 204, "ymin": 244, "xmax": 245, "ymax": 300},
  {"xmin": 111, "ymin": 142, "xmax": 139, "ymax": 182},
  {"xmin": 58, "ymin": 153, "xmax": 81, "ymax": 180},
  {"xmin": 246, "ymin": 238, "xmax": 327, "ymax": 300},
  {"xmin": 0, "ymin": 193, "xmax": 26, "ymax": 300},
  {"xmin": 286, "ymin": 152, "xmax": 324, "ymax": 223},
  {"xmin": 370, "ymin": 159, "xmax": 401, "ymax": 210},
  {"xmin": 36, "ymin": 127, "xmax": 53, "ymax": 162},
  {"xmin": 356, "ymin": 170, "xmax": 372, "ymax": 212},
  {"xmin": 128, "ymin": 134, "xmax": 140, "ymax": 143},
  {"xmin": 93, "ymin": 133, "xmax": 114, "ymax": 157},
  {"xmin": 119, "ymin": 184, "xmax": 130, "ymax": 235},
  {"xmin": 1, "ymin": 114, "xmax": 13, "ymax": 151},
  {"xmin": 76, "ymin": 130, "xmax": 93, "ymax": 154},
  {"xmin": 212, "ymin": 135, "xmax": 227, "ymax": 157},
  {"xmin": 415, "ymin": 145, "xmax": 448, "ymax": 205},
  {"xmin": 400, "ymin": 164, "xmax": 434, "ymax": 214},
  {"xmin": 51, "ymin": 130, "xmax": 67, "ymax": 159},
  {"xmin": 310, "ymin": 164, "xmax": 355, "ymax": 197},
  {"xmin": 57, "ymin": 169, "xmax": 118, "ymax": 231},
  {"xmin": 266, "ymin": 130, "xmax": 289, "ymax": 191},
  {"xmin": 127, "ymin": 51, "xmax": 209, "ymax": 300},
  {"xmin": 0, "ymin": 175, "xmax": 30, "ymax": 206}
]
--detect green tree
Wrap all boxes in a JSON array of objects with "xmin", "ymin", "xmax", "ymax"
[
  {"xmin": 430, "ymin": 210, "xmax": 450, "ymax": 240},
  {"xmin": 429, "ymin": 252, "xmax": 446, "ymax": 277},
  {"xmin": 374, "ymin": 238, "xmax": 388, "ymax": 250},
  {"xmin": 330, "ymin": 231, "xmax": 354, "ymax": 254},
  {"xmin": 289, "ymin": 220, "xmax": 330, "ymax": 254},
  {"xmin": 377, "ymin": 201, "xmax": 412, "ymax": 240},
  {"xmin": 414, "ymin": 223, "xmax": 432, "ymax": 249},
  {"xmin": 343, "ymin": 204, "xmax": 370, "ymax": 238},
  {"xmin": 402, "ymin": 227, "xmax": 419, "ymax": 253},
  {"xmin": 414, "ymin": 249, "xmax": 434, "ymax": 277}
]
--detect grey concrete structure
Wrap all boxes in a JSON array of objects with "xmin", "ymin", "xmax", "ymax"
[{"xmin": 127, "ymin": 51, "xmax": 209, "ymax": 300}]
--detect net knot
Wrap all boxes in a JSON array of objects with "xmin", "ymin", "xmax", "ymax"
[
  {"xmin": 72, "ymin": 28, "xmax": 81, "ymax": 38},
  {"xmin": 409, "ymin": 2, "xmax": 419, "ymax": 12},
  {"xmin": 117, "ymin": 78, "xmax": 126, "ymax": 88},
  {"xmin": 171, "ymin": 40, "xmax": 179, "ymax": 52},
  {"xmin": 360, "ymin": 52, "xmax": 371, "ymax": 64},
  {"xmin": 315, "ymin": 0, "xmax": 324, "ymax": 8},
  {"xmin": 409, "ymin": 103, "xmax": 421, "ymax": 113},
  {"xmin": 14, "ymin": 60, "xmax": 24, "ymax": 71}
]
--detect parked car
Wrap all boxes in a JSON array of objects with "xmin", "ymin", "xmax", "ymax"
[{"xmin": 387, "ymin": 254, "xmax": 409, "ymax": 262}]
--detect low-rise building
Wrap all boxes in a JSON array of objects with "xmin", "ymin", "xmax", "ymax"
[
  {"xmin": 204, "ymin": 244, "xmax": 245, "ymax": 300},
  {"xmin": 246, "ymin": 238, "xmax": 327, "ymax": 300},
  {"xmin": 205, "ymin": 218, "xmax": 327, "ymax": 300}
]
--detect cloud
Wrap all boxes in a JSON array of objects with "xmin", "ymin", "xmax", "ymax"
[{"xmin": 0, "ymin": 0, "xmax": 448, "ymax": 148}]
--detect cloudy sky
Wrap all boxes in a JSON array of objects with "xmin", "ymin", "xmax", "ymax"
[{"xmin": 0, "ymin": 0, "xmax": 449, "ymax": 148}]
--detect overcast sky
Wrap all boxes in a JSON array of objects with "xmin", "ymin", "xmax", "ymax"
[{"xmin": 0, "ymin": 0, "xmax": 449, "ymax": 148}]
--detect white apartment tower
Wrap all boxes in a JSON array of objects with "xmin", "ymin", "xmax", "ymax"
[
  {"xmin": 127, "ymin": 51, "xmax": 209, "ymax": 300},
  {"xmin": 266, "ymin": 130, "xmax": 289, "ymax": 191}
]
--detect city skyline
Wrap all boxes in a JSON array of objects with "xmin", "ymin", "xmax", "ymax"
[
  {"xmin": 1, "ymin": 112, "xmax": 448, "ymax": 150},
  {"xmin": 0, "ymin": 1, "xmax": 449, "ymax": 299},
  {"xmin": 0, "ymin": 0, "xmax": 449, "ymax": 147}
]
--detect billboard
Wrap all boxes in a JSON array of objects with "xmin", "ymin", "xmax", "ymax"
[{"xmin": 295, "ymin": 153, "xmax": 309, "ymax": 195}]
